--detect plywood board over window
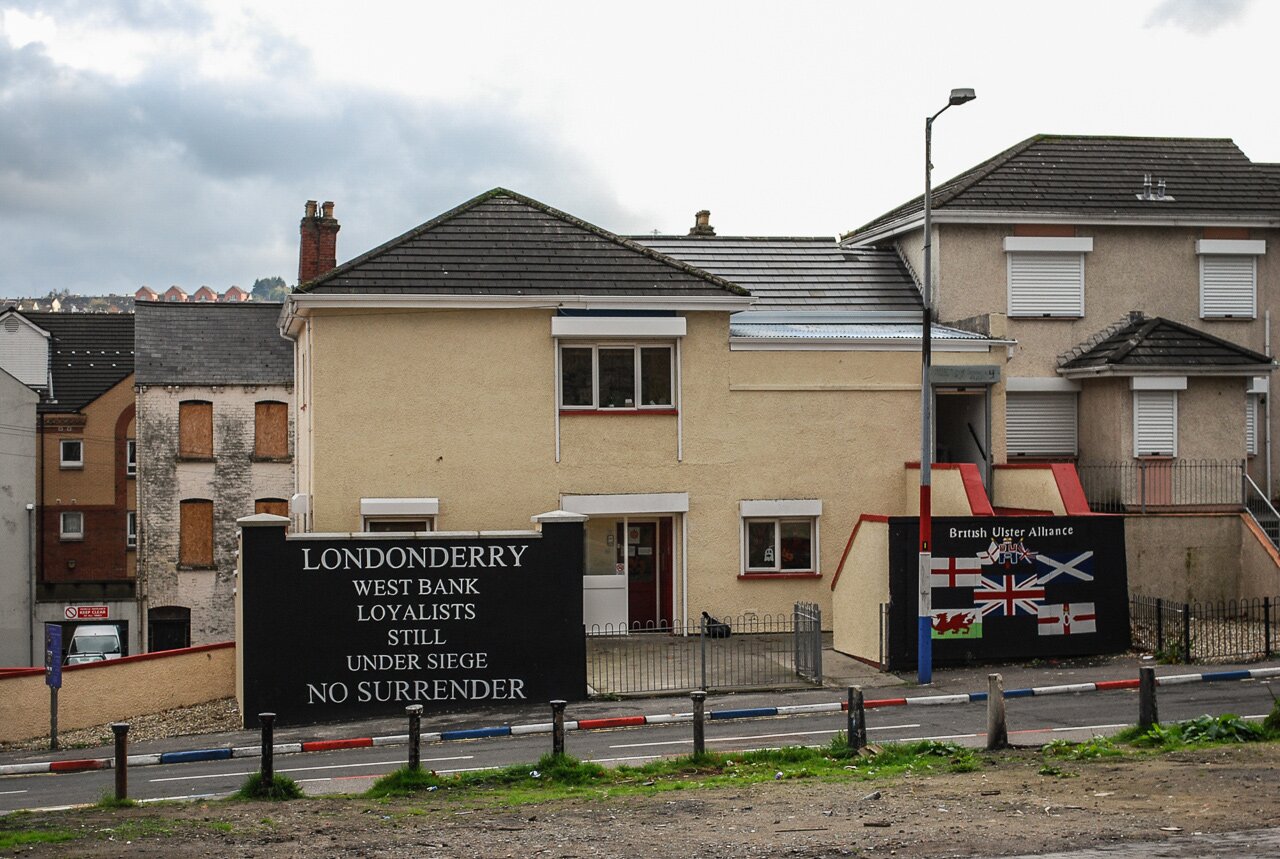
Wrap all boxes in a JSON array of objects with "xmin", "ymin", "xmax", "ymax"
[
  {"xmin": 255, "ymin": 401, "xmax": 289, "ymax": 459},
  {"xmin": 255, "ymin": 498, "xmax": 289, "ymax": 518},
  {"xmin": 178, "ymin": 401, "xmax": 213, "ymax": 459},
  {"xmin": 179, "ymin": 499, "xmax": 214, "ymax": 567}
]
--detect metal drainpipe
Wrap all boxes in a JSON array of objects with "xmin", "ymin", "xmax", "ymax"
[
  {"xmin": 1266, "ymin": 310, "xmax": 1272, "ymax": 500},
  {"xmin": 27, "ymin": 503, "xmax": 35, "ymax": 667}
]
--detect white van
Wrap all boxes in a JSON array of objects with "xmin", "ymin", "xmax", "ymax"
[{"xmin": 64, "ymin": 624, "xmax": 123, "ymax": 664}]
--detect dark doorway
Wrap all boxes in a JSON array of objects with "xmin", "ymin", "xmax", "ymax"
[
  {"xmin": 619, "ymin": 518, "xmax": 674, "ymax": 629},
  {"xmin": 148, "ymin": 606, "xmax": 191, "ymax": 652},
  {"xmin": 935, "ymin": 387, "xmax": 991, "ymax": 486}
]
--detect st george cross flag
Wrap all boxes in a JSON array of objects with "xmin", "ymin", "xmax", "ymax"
[
  {"xmin": 1037, "ymin": 602, "xmax": 1098, "ymax": 636},
  {"xmin": 930, "ymin": 556, "xmax": 983, "ymax": 589}
]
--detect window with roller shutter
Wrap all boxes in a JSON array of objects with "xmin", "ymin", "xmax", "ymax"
[
  {"xmin": 1246, "ymin": 394, "xmax": 1259, "ymax": 456},
  {"xmin": 1133, "ymin": 390, "xmax": 1177, "ymax": 457},
  {"xmin": 1006, "ymin": 392, "xmax": 1077, "ymax": 458},
  {"xmin": 1200, "ymin": 255, "xmax": 1256, "ymax": 318},
  {"xmin": 1007, "ymin": 252, "xmax": 1085, "ymax": 317}
]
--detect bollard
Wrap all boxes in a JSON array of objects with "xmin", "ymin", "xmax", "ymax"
[
  {"xmin": 111, "ymin": 723, "xmax": 129, "ymax": 801},
  {"xmin": 550, "ymin": 700, "xmax": 567, "ymax": 757},
  {"xmin": 985, "ymin": 673, "xmax": 1008, "ymax": 750},
  {"xmin": 259, "ymin": 712, "xmax": 276, "ymax": 783},
  {"xmin": 1138, "ymin": 666, "xmax": 1158, "ymax": 730},
  {"xmin": 848, "ymin": 686, "xmax": 867, "ymax": 751},
  {"xmin": 691, "ymin": 690, "xmax": 707, "ymax": 757},
  {"xmin": 406, "ymin": 704, "xmax": 423, "ymax": 771}
]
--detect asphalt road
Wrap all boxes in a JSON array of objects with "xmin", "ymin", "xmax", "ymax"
[{"xmin": 2, "ymin": 678, "xmax": 1275, "ymax": 813}]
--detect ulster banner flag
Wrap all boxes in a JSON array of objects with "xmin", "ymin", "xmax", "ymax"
[{"xmin": 1037, "ymin": 602, "xmax": 1097, "ymax": 636}]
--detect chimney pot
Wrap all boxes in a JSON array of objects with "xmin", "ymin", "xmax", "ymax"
[
  {"xmin": 688, "ymin": 209, "xmax": 716, "ymax": 237},
  {"xmin": 298, "ymin": 199, "xmax": 341, "ymax": 285}
]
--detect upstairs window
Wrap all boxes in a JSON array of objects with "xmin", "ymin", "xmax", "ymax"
[
  {"xmin": 254, "ymin": 498, "xmax": 290, "ymax": 518},
  {"xmin": 126, "ymin": 439, "xmax": 137, "ymax": 477},
  {"xmin": 254, "ymin": 401, "xmax": 289, "ymax": 459},
  {"xmin": 60, "ymin": 439, "xmax": 83, "ymax": 469},
  {"xmin": 560, "ymin": 345, "xmax": 674, "ymax": 410},
  {"xmin": 126, "ymin": 511, "xmax": 137, "ymax": 549},
  {"xmin": 1004, "ymin": 237, "xmax": 1092, "ymax": 318},
  {"xmin": 1197, "ymin": 240, "xmax": 1264, "ymax": 319},
  {"xmin": 179, "ymin": 499, "xmax": 214, "ymax": 567},
  {"xmin": 178, "ymin": 401, "xmax": 213, "ymax": 459}
]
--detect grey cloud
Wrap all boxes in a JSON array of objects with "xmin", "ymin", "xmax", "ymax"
[
  {"xmin": 7, "ymin": 0, "xmax": 211, "ymax": 32},
  {"xmin": 0, "ymin": 35, "xmax": 634, "ymax": 296},
  {"xmin": 1145, "ymin": 0, "xmax": 1251, "ymax": 33}
]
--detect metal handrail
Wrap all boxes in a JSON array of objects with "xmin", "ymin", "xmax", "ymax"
[{"xmin": 1243, "ymin": 474, "xmax": 1280, "ymax": 550}]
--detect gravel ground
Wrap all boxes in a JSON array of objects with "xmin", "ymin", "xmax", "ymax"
[{"xmin": 0, "ymin": 698, "xmax": 243, "ymax": 753}]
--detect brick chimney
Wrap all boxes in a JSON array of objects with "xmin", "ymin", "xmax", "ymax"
[
  {"xmin": 298, "ymin": 200, "xmax": 341, "ymax": 285},
  {"xmin": 688, "ymin": 209, "xmax": 715, "ymax": 237}
]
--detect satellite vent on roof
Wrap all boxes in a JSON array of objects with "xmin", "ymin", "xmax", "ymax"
[{"xmin": 1137, "ymin": 174, "xmax": 1174, "ymax": 202}]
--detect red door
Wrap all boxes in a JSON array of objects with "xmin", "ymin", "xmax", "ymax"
[{"xmin": 620, "ymin": 519, "xmax": 674, "ymax": 630}]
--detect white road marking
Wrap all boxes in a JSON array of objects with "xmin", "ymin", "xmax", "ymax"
[
  {"xmin": 0, "ymin": 790, "xmax": 28, "ymax": 796},
  {"xmin": 608, "ymin": 723, "xmax": 920, "ymax": 750},
  {"xmin": 585, "ymin": 755, "xmax": 663, "ymax": 764},
  {"xmin": 150, "ymin": 755, "xmax": 474, "ymax": 783}
]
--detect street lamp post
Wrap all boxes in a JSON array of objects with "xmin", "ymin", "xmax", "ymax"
[{"xmin": 918, "ymin": 87, "xmax": 976, "ymax": 685}]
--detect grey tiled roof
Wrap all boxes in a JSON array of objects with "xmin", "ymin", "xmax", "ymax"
[
  {"xmin": 847, "ymin": 135, "xmax": 1280, "ymax": 242},
  {"xmin": 135, "ymin": 302, "xmax": 292, "ymax": 386},
  {"xmin": 633, "ymin": 236, "xmax": 922, "ymax": 312},
  {"xmin": 1059, "ymin": 314, "xmax": 1273, "ymax": 373},
  {"xmin": 19, "ymin": 312, "xmax": 134, "ymax": 413},
  {"xmin": 299, "ymin": 189, "xmax": 748, "ymax": 299}
]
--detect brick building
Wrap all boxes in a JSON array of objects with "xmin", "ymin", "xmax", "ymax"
[
  {"xmin": 0, "ymin": 308, "xmax": 137, "ymax": 663},
  {"xmin": 134, "ymin": 302, "xmax": 293, "ymax": 648}
]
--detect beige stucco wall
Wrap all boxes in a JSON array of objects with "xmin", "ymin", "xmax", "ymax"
[
  {"xmin": 991, "ymin": 467, "xmax": 1067, "ymax": 514},
  {"xmin": 300, "ymin": 307, "xmax": 1005, "ymax": 623},
  {"xmin": 1125, "ymin": 513, "xmax": 1280, "ymax": 601},
  {"xmin": 899, "ymin": 466, "xmax": 985, "ymax": 516},
  {"xmin": 0, "ymin": 644, "xmax": 235, "ymax": 743},
  {"xmin": 1077, "ymin": 376, "xmax": 1248, "ymax": 462},
  {"xmin": 830, "ymin": 519, "xmax": 890, "ymax": 663}
]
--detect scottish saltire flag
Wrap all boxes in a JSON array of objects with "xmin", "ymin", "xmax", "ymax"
[
  {"xmin": 1037, "ymin": 602, "xmax": 1097, "ymax": 636},
  {"xmin": 930, "ymin": 556, "xmax": 984, "ymax": 589},
  {"xmin": 974, "ymin": 574, "xmax": 1045, "ymax": 617},
  {"xmin": 931, "ymin": 608, "xmax": 982, "ymax": 639},
  {"xmin": 1035, "ymin": 551, "xmax": 1095, "ymax": 584}
]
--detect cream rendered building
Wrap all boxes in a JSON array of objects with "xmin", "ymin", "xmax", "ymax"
[{"xmin": 283, "ymin": 191, "xmax": 1008, "ymax": 629}]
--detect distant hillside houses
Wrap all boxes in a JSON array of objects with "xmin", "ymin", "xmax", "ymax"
[{"xmin": 1, "ymin": 285, "xmax": 265, "ymax": 314}]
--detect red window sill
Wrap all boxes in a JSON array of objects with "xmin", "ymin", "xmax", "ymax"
[
  {"xmin": 738, "ymin": 572, "xmax": 821, "ymax": 581},
  {"xmin": 560, "ymin": 408, "xmax": 679, "ymax": 416}
]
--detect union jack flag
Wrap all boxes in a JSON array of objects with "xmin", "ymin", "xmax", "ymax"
[
  {"xmin": 974, "ymin": 574, "xmax": 1045, "ymax": 617},
  {"xmin": 1037, "ymin": 602, "xmax": 1097, "ymax": 636},
  {"xmin": 930, "ymin": 556, "xmax": 983, "ymax": 589}
]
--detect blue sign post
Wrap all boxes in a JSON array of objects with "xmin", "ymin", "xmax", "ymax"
[{"xmin": 44, "ymin": 623, "xmax": 61, "ymax": 750}]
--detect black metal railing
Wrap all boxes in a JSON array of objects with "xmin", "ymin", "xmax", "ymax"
[
  {"xmin": 585, "ymin": 607, "xmax": 825, "ymax": 695},
  {"xmin": 1130, "ymin": 594, "xmax": 1276, "ymax": 663},
  {"xmin": 1077, "ymin": 459, "xmax": 1245, "ymax": 513}
]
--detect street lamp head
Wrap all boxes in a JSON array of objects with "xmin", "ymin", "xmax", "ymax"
[{"xmin": 948, "ymin": 88, "xmax": 977, "ymax": 106}]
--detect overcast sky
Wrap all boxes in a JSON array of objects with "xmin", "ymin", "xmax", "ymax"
[{"xmin": 1, "ymin": 0, "xmax": 1275, "ymax": 297}]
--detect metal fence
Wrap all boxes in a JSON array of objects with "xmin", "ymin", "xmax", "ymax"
[
  {"xmin": 1077, "ymin": 459, "xmax": 1245, "ymax": 513},
  {"xmin": 1130, "ymin": 594, "xmax": 1277, "ymax": 663},
  {"xmin": 585, "ymin": 607, "xmax": 825, "ymax": 695},
  {"xmin": 1243, "ymin": 474, "xmax": 1280, "ymax": 548}
]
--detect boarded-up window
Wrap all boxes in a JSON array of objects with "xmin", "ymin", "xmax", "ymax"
[
  {"xmin": 178, "ymin": 401, "xmax": 213, "ymax": 459},
  {"xmin": 179, "ymin": 499, "xmax": 214, "ymax": 566},
  {"xmin": 255, "ymin": 401, "xmax": 289, "ymax": 458},
  {"xmin": 255, "ymin": 498, "xmax": 289, "ymax": 517}
]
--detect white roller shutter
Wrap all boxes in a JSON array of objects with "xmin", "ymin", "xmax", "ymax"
[
  {"xmin": 1200, "ymin": 256, "xmax": 1256, "ymax": 318},
  {"xmin": 1007, "ymin": 253, "xmax": 1085, "ymax": 316},
  {"xmin": 1006, "ymin": 392, "xmax": 1077, "ymax": 457},
  {"xmin": 1246, "ymin": 394, "xmax": 1259, "ymax": 456},
  {"xmin": 1133, "ymin": 390, "xmax": 1177, "ymax": 457}
]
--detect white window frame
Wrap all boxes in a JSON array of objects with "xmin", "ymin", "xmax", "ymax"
[
  {"xmin": 363, "ymin": 517, "xmax": 435, "ymax": 532},
  {"xmin": 127, "ymin": 511, "xmax": 137, "ymax": 548},
  {"xmin": 1004, "ymin": 236, "xmax": 1092, "ymax": 318},
  {"xmin": 558, "ymin": 342, "xmax": 676, "ymax": 411},
  {"xmin": 1199, "ymin": 255, "xmax": 1257, "ymax": 319},
  {"xmin": 60, "ymin": 511, "xmax": 84, "ymax": 541},
  {"xmin": 738, "ymin": 500, "xmax": 822, "ymax": 575},
  {"xmin": 1133, "ymin": 389, "xmax": 1178, "ymax": 457},
  {"xmin": 60, "ymin": 439, "xmax": 83, "ymax": 469},
  {"xmin": 126, "ymin": 439, "xmax": 137, "ymax": 477}
]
